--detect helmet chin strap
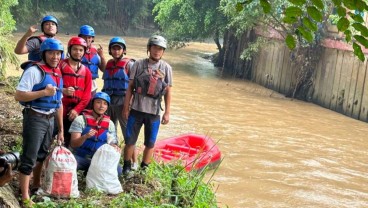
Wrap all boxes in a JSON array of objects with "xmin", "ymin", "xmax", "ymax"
[
  {"xmin": 92, "ymin": 108, "xmax": 105, "ymax": 119},
  {"xmin": 70, "ymin": 55, "xmax": 81, "ymax": 62}
]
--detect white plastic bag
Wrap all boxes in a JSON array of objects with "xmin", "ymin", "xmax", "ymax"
[
  {"xmin": 86, "ymin": 144, "xmax": 122, "ymax": 194},
  {"xmin": 42, "ymin": 146, "xmax": 79, "ymax": 198}
]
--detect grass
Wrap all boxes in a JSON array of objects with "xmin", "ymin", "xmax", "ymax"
[{"xmin": 31, "ymin": 160, "xmax": 219, "ymax": 208}]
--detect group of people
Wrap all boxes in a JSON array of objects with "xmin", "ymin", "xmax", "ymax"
[{"xmin": 12, "ymin": 15, "xmax": 173, "ymax": 204}]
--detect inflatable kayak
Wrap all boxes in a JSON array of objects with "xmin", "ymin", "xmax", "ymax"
[{"xmin": 154, "ymin": 133, "xmax": 221, "ymax": 171}]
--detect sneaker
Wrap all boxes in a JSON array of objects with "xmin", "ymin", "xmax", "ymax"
[
  {"xmin": 122, "ymin": 160, "xmax": 132, "ymax": 177},
  {"xmin": 131, "ymin": 162, "xmax": 138, "ymax": 171}
]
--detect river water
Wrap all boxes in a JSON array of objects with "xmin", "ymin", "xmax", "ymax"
[{"xmin": 12, "ymin": 34, "xmax": 368, "ymax": 207}]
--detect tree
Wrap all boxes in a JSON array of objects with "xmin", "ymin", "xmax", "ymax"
[
  {"xmin": 152, "ymin": 0, "xmax": 228, "ymax": 53},
  {"xmin": 0, "ymin": 0, "xmax": 19, "ymax": 81},
  {"xmin": 236, "ymin": 0, "xmax": 368, "ymax": 61}
]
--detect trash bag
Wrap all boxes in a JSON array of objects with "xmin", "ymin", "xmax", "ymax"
[
  {"xmin": 86, "ymin": 144, "xmax": 122, "ymax": 194},
  {"xmin": 42, "ymin": 146, "xmax": 79, "ymax": 198}
]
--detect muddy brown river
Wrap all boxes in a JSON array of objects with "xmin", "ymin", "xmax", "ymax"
[{"xmin": 11, "ymin": 34, "xmax": 368, "ymax": 207}]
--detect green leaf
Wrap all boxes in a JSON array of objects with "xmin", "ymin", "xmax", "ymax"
[
  {"xmin": 332, "ymin": 0, "xmax": 342, "ymax": 5},
  {"xmin": 344, "ymin": 30, "xmax": 352, "ymax": 42},
  {"xmin": 353, "ymin": 42, "xmax": 365, "ymax": 61},
  {"xmin": 297, "ymin": 26, "xmax": 314, "ymax": 42},
  {"xmin": 286, "ymin": 34, "xmax": 296, "ymax": 49},
  {"xmin": 307, "ymin": 6, "xmax": 323, "ymax": 22},
  {"xmin": 260, "ymin": 0, "xmax": 271, "ymax": 13},
  {"xmin": 356, "ymin": 1, "xmax": 368, "ymax": 11},
  {"xmin": 336, "ymin": 6, "xmax": 346, "ymax": 17},
  {"xmin": 283, "ymin": 16, "xmax": 299, "ymax": 24},
  {"xmin": 353, "ymin": 35, "xmax": 368, "ymax": 48},
  {"xmin": 235, "ymin": 3, "xmax": 244, "ymax": 13},
  {"xmin": 311, "ymin": 0, "xmax": 324, "ymax": 10},
  {"xmin": 302, "ymin": 17, "xmax": 318, "ymax": 31},
  {"xmin": 285, "ymin": 6, "xmax": 303, "ymax": 17},
  {"xmin": 352, "ymin": 23, "xmax": 368, "ymax": 37},
  {"xmin": 342, "ymin": 0, "xmax": 356, "ymax": 10},
  {"xmin": 287, "ymin": 0, "xmax": 306, "ymax": 6},
  {"xmin": 337, "ymin": 17, "xmax": 350, "ymax": 32},
  {"xmin": 350, "ymin": 13, "xmax": 365, "ymax": 23}
]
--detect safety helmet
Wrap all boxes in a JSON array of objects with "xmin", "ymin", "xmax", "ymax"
[
  {"xmin": 109, "ymin": 37, "xmax": 126, "ymax": 55},
  {"xmin": 109, "ymin": 37, "xmax": 126, "ymax": 50},
  {"xmin": 41, "ymin": 15, "xmax": 58, "ymax": 33},
  {"xmin": 79, "ymin": 25, "xmax": 95, "ymax": 37},
  {"xmin": 92, "ymin": 92, "xmax": 111, "ymax": 106},
  {"xmin": 68, "ymin": 37, "xmax": 87, "ymax": 49},
  {"xmin": 40, "ymin": 39, "xmax": 64, "ymax": 61},
  {"xmin": 40, "ymin": 38, "xmax": 64, "ymax": 53},
  {"xmin": 147, "ymin": 35, "xmax": 167, "ymax": 49}
]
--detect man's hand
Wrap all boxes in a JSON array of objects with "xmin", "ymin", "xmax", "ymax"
[
  {"xmin": 68, "ymin": 109, "xmax": 78, "ymax": 121},
  {"xmin": 63, "ymin": 87, "xmax": 75, "ymax": 96},
  {"xmin": 25, "ymin": 25, "xmax": 38, "ymax": 37},
  {"xmin": 44, "ymin": 84, "xmax": 57, "ymax": 96},
  {"xmin": 85, "ymin": 129, "xmax": 97, "ymax": 138},
  {"xmin": 161, "ymin": 112, "xmax": 170, "ymax": 125},
  {"xmin": 57, "ymin": 131, "xmax": 64, "ymax": 145},
  {"xmin": 97, "ymin": 44, "xmax": 104, "ymax": 58}
]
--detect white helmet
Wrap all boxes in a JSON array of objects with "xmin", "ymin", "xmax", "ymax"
[{"xmin": 147, "ymin": 35, "xmax": 167, "ymax": 49}]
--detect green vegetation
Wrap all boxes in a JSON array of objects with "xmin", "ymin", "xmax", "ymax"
[
  {"xmin": 32, "ymin": 162, "xmax": 218, "ymax": 208},
  {"xmin": 0, "ymin": 0, "xmax": 19, "ymax": 81}
]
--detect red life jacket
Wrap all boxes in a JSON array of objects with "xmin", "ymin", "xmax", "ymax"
[
  {"xmin": 102, "ymin": 58, "xmax": 131, "ymax": 95},
  {"xmin": 60, "ymin": 59, "xmax": 88, "ymax": 117},
  {"xmin": 81, "ymin": 46, "xmax": 100, "ymax": 79},
  {"xmin": 74, "ymin": 110, "xmax": 110, "ymax": 158}
]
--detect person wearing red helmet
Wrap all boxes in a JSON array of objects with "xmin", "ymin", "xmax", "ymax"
[
  {"xmin": 59, "ymin": 37, "xmax": 93, "ymax": 147},
  {"xmin": 14, "ymin": 15, "xmax": 61, "ymax": 62}
]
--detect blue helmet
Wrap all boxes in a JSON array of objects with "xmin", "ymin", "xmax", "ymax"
[
  {"xmin": 40, "ymin": 39, "xmax": 64, "ymax": 61},
  {"xmin": 41, "ymin": 15, "xmax": 58, "ymax": 32},
  {"xmin": 93, "ymin": 92, "xmax": 110, "ymax": 106},
  {"xmin": 40, "ymin": 39, "xmax": 64, "ymax": 53},
  {"xmin": 79, "ymin": 25, "xmax": 95, "ymax": 37},
  {"xmin": 109, "ymin": 37, "xmax": 126, "ymax": 50}
]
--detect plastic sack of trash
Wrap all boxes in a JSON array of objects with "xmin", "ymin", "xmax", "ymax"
[
  {"xmin": 86, "ymin": 144, "xmax": 122, "ymax": 194},
  {"xmin": 42, "ymin": 145, "xmax": 79, "ymax": 198}
]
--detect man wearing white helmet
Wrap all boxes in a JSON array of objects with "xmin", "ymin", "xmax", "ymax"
[{"xmin": 122, "ymin": 35, "xmax": 173, "ymax": 176}]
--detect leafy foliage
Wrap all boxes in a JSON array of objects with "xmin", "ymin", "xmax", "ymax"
[
  {"xmin": 234, "ymin": 0, "xmax": 368, "ymax": 61},
  {"xmin": 152, "ymin": 0, "xmax": 228, "ymax": 51},
  {"xmin": 0, "ymin": 0, "xmax": 19, "ymax": 81},
  {"xmin": 32, "ymin": 161, "xmax": 218, "ymax": 207}
]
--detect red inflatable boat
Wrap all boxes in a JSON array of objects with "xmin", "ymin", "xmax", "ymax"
[{"xmin": 154, "ymin": 133, "xmax": 221, "ymax": 171}]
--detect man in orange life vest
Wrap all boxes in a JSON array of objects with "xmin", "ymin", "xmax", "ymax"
[
  {"xmin": 14, "ymin": 15, "xmax": 60, "ymax": 61},
  {"xmin": 15, "ymin": 38, "xmax": 64, "ymax": 204},
  {"xmin": 122, "ymin": 35, "xmax": 173, "ymax": 176},
  {"xmin": 60, "ymin": 37, "xmax": 92, "ymax": 147}
]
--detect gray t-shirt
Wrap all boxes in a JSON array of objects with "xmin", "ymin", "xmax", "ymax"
[
  {"xmin": 69, "ymin": 115, "xmax": 118, "ymax": 144},
  {"xmin": 129, "ymin": 59, "xmax": 173, "ymax": 115},
  {"xmin": 26, "ymin": 37, "xmax": 42, "ymax": 58}
]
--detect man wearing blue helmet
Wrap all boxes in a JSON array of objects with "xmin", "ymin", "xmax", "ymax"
[
  {"xmin": 102, "ymin": 37, "xmax": 138, "ymax": 169},
  {"xmin": 15, "ymin": 38, "xmax": 64, "ymax": 204},
  {"xmin": 69, "ymin": 92, "xmax": 122, "ymax": 175},
  {"xmin": 78, "ymin": 25, "xmax": 107, "ymax": 95},
  {"xmin": 15, "ymin": 15, "xmax": 60, "ymax": 62}
]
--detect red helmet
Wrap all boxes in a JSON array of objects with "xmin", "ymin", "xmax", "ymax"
[{"xmin": 68, "ymin": 36, "xmax": 87, "ymax": 49}]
